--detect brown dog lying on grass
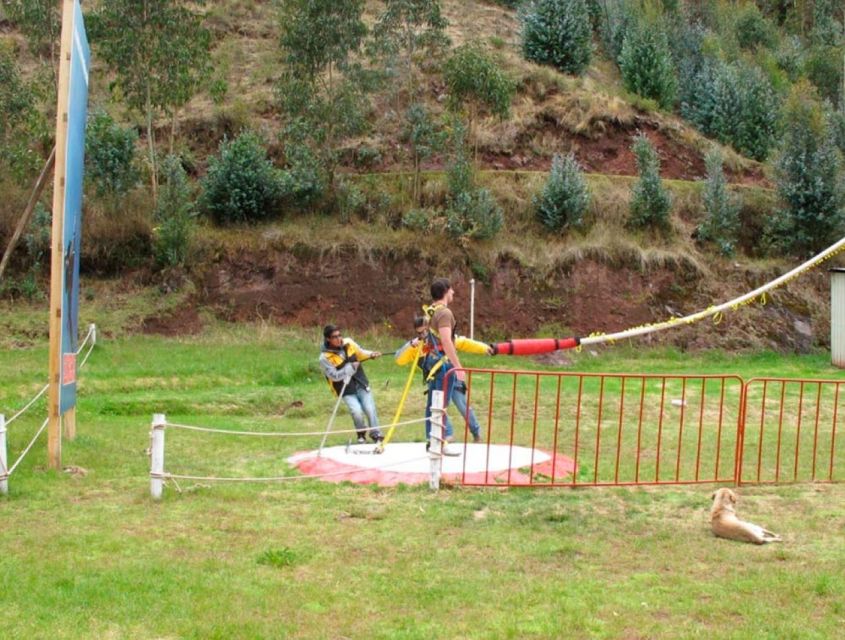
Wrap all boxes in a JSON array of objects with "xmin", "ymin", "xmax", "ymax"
[{"xmin": 710, "ymin": 488, "xmax": 783, "ymax": 544}]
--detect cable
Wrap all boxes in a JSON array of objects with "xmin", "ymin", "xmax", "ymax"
[{"xmin": 164, "ymin": 416, "xmax": 426, "ymax": 437}]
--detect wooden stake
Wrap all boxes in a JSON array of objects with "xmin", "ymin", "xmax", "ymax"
[
  {"xmin": 47, "ymin": 0, "xmax": 77, "ymax": 470},
  {"xmin": 0, "ymin": 147, "xmax": 56, "ymax": 282}
]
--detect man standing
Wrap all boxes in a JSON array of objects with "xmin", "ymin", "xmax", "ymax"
[
  {"xmin": 319, "ymin": 325, "xmax": 383, "ymax": 444},
  {"xmin": 424, "ymin": 277, "xmax": 488, "ymax": 454},
  {"xmin": 395, "ymin": 315, "xmax": 489, "ymax": 444}
]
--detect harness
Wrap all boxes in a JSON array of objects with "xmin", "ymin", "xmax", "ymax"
[{"xmin": 421, "ymin": 303, "xmax": 453, "ymax": 382}]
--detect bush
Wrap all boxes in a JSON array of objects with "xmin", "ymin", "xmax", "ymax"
[
  {"xmin": 401, "ymin": 208, "xmax": 433, "ymax": 231},
  {"xmin": 766, "ymin": 84, "xmax": 844, "ymax": 257},
  {"xmin": 443, "ymin": 43, "xmax": 514, "ymax": 119},
  {"xmin": 520, "ymin": 0, "xmax": 593, "ymax": 76},
  {"xmin": 279, "ymin": 127, "xmax": 326, "ymax": 211},
  {"xmin": 618, "ymin": 14, "xmax": 677, "ymax": 109},
  {"xmin": 154, "ymin": 155, "xmax": 194, "ymax": 268},
  {"xmin": 804, "ymin": 46, "xmax": 844, "ymax": 106},
  {"xmin": 444, "ymin": 121, "xmax": 503, "ymax": 240},
  {"xmin": 534, "ymin": 152, "xmax": 590, "ymax": 232},
  {"xmin": 697, "ymin": 148, "xmax": 739, "ymax": 256},
  {"xmin": 85, "ymin": 109, "xmax": 139, "ymax": 200},
  {"xmin": 733, "ymin": 3, "xmax": 776, "ymax": 51},
  {"xmin": 711, "ymin": 61, "xmax": 780, "ymax": 161},
  {"xmin": 200, "ymin": 131, "xmax": 284, "ymax": 225},
  {"xmin": 628, "ymin": 134, "xmax": 671, "ymax": 231}
]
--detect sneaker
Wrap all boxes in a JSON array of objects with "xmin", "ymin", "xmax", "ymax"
[
  {"xmin": 472, "ymin": 434, "xmax": 483, "ymax": 444},
  {"xmin": 441, "ymin": 443, "xmax": 461, "ymax": 457},
  {"xmin": 357, "ymin": 436, "xmax": 366, "ymax": 445}
]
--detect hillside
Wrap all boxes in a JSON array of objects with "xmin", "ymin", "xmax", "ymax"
[{"xmin": 0, "ymin": 0, "xmax": 843, "ymax": 353}]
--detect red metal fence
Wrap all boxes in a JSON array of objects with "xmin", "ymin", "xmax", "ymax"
[{"xmin": 449, "ymin": 368, "xmax": 844, "ymax": 488}]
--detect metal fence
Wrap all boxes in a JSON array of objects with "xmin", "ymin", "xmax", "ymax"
[{"xmin": 450, "ymin": 368, "xmax": 844, "ymax": 488}]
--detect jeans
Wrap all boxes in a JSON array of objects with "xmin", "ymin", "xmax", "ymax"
[
  {"xmin": 342, "ymin": 387, "xmax": 382, "ymax": 441},
  {"xmin": 425, "ymin": 364, "xmax": 481, "ymax": 440}
]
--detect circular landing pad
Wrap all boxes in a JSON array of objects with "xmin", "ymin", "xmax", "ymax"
[{"xmin": 288, "ymin": 442, "xmax": 576, "ymax": 487}]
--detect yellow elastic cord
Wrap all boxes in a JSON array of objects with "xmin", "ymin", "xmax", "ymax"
[
  {"xmin": 425, "ymin": 356, "xmax": 447, "ymax": 382},
  {"xmin": 380, "ymin": 343, "xmax": 423, "ymax": 448}
]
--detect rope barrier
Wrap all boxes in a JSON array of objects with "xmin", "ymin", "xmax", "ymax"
[
  {"xmin": 155, "ymin": 454, "xmax": 432, "ymax": 484},
  {"xmin": 580, "ymin": 235, "xmax": 845, "ymax": 347},
  {"xmin": 3, "ymin": 324, "xmax": 96, "ymax": 427},
  {"xmin": 5, "ymin": 417, "xmax": 48, "ymax": 477},
  {"xmin": 163, "ymin": 415, "xmax": 427, "ymax": 437}
]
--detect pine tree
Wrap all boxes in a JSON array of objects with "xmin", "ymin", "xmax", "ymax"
[
  {"xmin": 628, "ymin": 135, "xmax": 672, "ymax": 231},
  {"xmin": 520, "ymin": 0, "xmax": 593, "ymax": 76},
  {"xmin": 697, "ymin": 147, "xmax": 739, "ymax": 256},
  {"xmin": 534, "ymin": 153, "xmax": 590, "ymax": 232},
  {"xmin": 767, "ymin": 83, "xmax": 844, "ymax": 257},
  {"xmin": 618, "ymin": 14, "xmax": 677, "ymax": 109}
]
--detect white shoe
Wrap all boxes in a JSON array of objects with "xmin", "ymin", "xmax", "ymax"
[{"xmin": 441, "ymin": 443, "xmax": 461, "ymax": 457}]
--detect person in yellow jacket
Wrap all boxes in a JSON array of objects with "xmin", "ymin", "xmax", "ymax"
[
  {"xmin": 319, "ymin": 324, "xmax": 383, "ymax": 444},
  {"xmin": 395, "ymin": 312, "xmax": 492, "ymax": 448}
]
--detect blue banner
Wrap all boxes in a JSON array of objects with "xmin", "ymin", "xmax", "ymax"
[{"xmin": 59, "ymin": 0, "xmax": 90, "ymax": 414}]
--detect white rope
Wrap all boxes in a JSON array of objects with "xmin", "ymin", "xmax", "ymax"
[
  {"xmin": 76, "ymin": 324, "xmax": 95, "ymax": 354},
  {"xmin": 154, "ymin": 454, "xmax": 432, "ymax": 483},
  {"xmin": 580, "ymin": 235, "xmax": 845, "ymax": 346},
  {"xmin": 3, "ymin": 324, "xmax": 96, "ymax": 427},
  {"xmin": 5, "ymin": 417, "xmax": 49, "ymax": 477},
  {"xmin": 5, "ymin": 384, "xmax": 48, "ymax": 427},
  {"xmin": 163, "ymin": 416, "xmax": 428, "ymax": 437}
]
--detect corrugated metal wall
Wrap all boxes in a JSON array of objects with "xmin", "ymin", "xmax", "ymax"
[{"xmin": 832, "ymin": 269, "xmax": 845, "ymax": 368}]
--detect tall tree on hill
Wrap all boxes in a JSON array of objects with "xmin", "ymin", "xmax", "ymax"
[
  {"xmin": 277, "ymin": 0, "xmax": 370, "ymax": 202},
  {"xmin": 767, "ymin": 82, "xmax": 844, "ymax": 257},
  {"xmin": 370, "ymin": 0, "xmax": 449, "ymax": 101},
  {"xmin": 443, "ymin": 43, "xmax": 515, "ymax": 161},
  {"xmin": 88, "ymin": 0, "xmax": 210, "ymax": 203}
]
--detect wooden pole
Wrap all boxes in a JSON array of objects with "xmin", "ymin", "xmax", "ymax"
[
  {"xmin": 0, "ymin": 147, "xmax": 56, "ymax": 282},
  {"xmin": 47, "ymin": 0, "xmax": 76, "ymax": 470},
  {"xmin": 150, "ymin": 414, "xmax": 166, "ymax": 500}
]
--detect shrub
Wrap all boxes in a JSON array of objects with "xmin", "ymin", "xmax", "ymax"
[
  {"xmin": 520, "ymin": 0, "xmax": 593, "ymax": 76},
  {"xmin": 618, "ymin": 14, "xmax": 677, "ymax": 109},
  {"xmin": 733, "ymin": 3, "xmax": 776, "ymax": 51},
  {"xmin": 534, "ymin": 153, "xmax": 590, "ymax": 232},
  {"xmin": 154, "ymin": 155, "xmax": 193, "ymax": 268},
  {"xmin": 628, "ymin": 134, "xmax": 671, "ymax": 231},
  {"xmin": 443, "ymin": 43, "xmax": 514, "ymax": 120},
  {"xmin": 85, "ymin": 109, "xmax": 139, "ymax": 201},
  {"xmin": 711, "ymin": 61, "xmax": 780, "ymax": 161},
  {"xmin": 279, "ymin": 127, "xmax": 326, "ymax": 211},
  {"xmin": 200, "ymin": 131, "xmax": 284, "ymax": 225},
  {"xmin": 697, "ymin": 148, "xmax": 739, "ymax": 256},
  {"xmin": 766, "ymin": 83, "xmax": 844, "ymax": 257},
  {"xmin": 444, "ymin": 121, "xmax": 503, "ymax": 240},
  {"xmin": 804, "ymin": 46, "xmax": 844, "ymax": 106},
  {"xmin": 401, "ymin": 208, "xmax": 433, "ymax": 231}
]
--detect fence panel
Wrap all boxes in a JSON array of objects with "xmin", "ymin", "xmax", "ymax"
[
  {"xmin": 453, "ymin": 369, "xmax": 744, "ymax": 487},
  {"xmin": 739, "ymin": 378, "xmax": 844, "ymax": 484}
]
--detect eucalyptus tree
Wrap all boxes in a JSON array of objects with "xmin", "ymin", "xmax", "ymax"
[
  {"xmin": 88, "ymin": 0, "xmax": 210, "ymax": 201},
  {"xmin": 276, "ymin": 0, "xmax": 370, "ymax": 200}
]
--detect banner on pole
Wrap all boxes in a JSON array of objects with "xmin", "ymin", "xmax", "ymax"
[{"xmin": 59, "ymin": 0, "xmax": 90, "ymax": 414}]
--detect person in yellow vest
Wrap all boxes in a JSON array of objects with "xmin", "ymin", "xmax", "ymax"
[
  {"xmin": 318, "ymin": 324, "xmax": 383, "ymax": 444},
  {"xmin": 395, "ymin": 315, "xmax": 491, "ymax": 446}
]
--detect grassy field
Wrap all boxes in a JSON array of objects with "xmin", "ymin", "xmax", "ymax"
[{"xmin": 1, "ymin": 321, "xmax": 844, "ymax": 639}]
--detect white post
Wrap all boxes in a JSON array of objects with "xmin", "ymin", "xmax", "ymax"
[
  {"xmin": 469, "ymin": 278, "xmax": 476, "ymax": 340},
  {"xmin": 429, "ymin": 390, "xmax": 444, "ymax": 490},
  {"xmin": 0, "ymin": 414, "xmax": 7, "ymax": 496},
  {"xmin": 90, "ymin": 323, "xmax": 97, "ymax": 346},
  {"xmin": 150, "ymin": 413, "xmax": 166, "ymax": 500}
]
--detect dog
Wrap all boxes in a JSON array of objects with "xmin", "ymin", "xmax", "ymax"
[{"xmin": 710, "ymin": 488, "xmax": 782, "ymax": 544}]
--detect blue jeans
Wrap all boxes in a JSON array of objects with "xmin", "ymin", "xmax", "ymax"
[
  {"xmin": 425, "ymin": 365, "xmax": 481, "ymax": 440},
  {"xmin": 342, "ymin": 387, "xmax": 382, "ymax": 441}
]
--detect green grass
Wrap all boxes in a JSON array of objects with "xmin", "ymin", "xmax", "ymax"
[{"xmin": 1, "ymin": 322, "xmax": 844, "ymax": 638}]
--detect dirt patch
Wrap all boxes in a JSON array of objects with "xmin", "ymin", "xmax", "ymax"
[
  {"xmin": 141, "ymin": 306, "xmax": 204, "ymax": 336},
  {"xmin": 193, "ymin": 247, "xmax": 829, "ymax": 353}
]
